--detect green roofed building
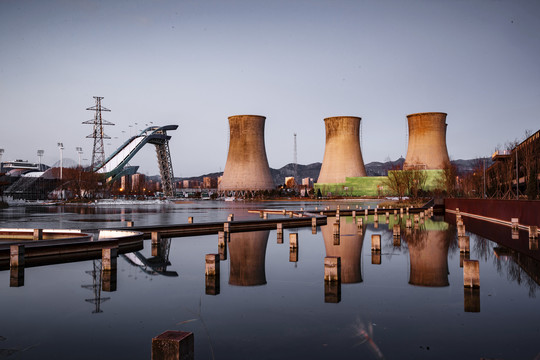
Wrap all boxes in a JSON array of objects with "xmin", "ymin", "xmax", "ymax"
[{"xmin": 314, "ymin": 169, "xmax": 444, "ymax": 197}]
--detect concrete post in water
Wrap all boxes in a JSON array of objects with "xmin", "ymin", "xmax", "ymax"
[
  {"xmin": 374, "ymin": 213, "xmax": 378, "ymax": 222},
  {"xmin": 263, "ymin": 213, "xmax": 268, "ymax": 219},
  {"xmin": 205, "ymin": 254, "xmax": 220, "ymax": 276},
  {"xmin": 406, "ymin": 218, "xmax": 412, "ymax": 228},
  {"xmin": 126, "ymin": 221, "xmax": 134, "ymax": 227},
  {"xmin": 218, "ymin": 231, "xmax": 226, "ymax": 247},
  {"xmin": 414, "ymin": 214, "xmax": 419, "ymax": 223},
  {"xmin": 529, "ymin": 238, "xmax": 538, "ymax": 251},
  {"xmin": 512, "ymin": 228, "xmax": 520, "ymax": 240},
  {"xmin": 374, "ymin": 221, "xmax": 379, "ymax": 229},
  {"xmin": 324, "ymin": 256, "xmax": 341, "ymax": 282},
  {"xmin": 459, "ymin": 236, "xmax": 470, "ymax": 253},
  {"xmin": 228, "ymin": 213, "xmax": 234, "ymax": 221},
  {"xmin": 393, "ymin": 224, "xmax": 400, "ymax": 237},
  {"xmin": 393, "ymin": 234, "xmax": 401, "ymax": 247},
  {"xmin": 352, "ymin": 210, "xmax": 356, "ymax": 218},
  {"xmin": 152, "ymin": 231, "xmax": 161, "ymax": 244},
  {"xmin": 529, "ymin": 226, "xmax": 538, "ymax": 239},
  {"xmin": 152, "ymin": 331, "xmax": 194, "ymax": 360},
  {"xmin": 312, "ymin": 217, "xmax": 317, "ymax": 227},
  {"xmin": 33, "ymin": 229, "xmax": 43, "ymax": 241},
  {"xmin": 289, "ymin": 212, "xmax": 294, "ymax": 218},
  {"xmin": 282, "ymin": 209, "xmax": 287, "ymax": 215},
  {"xmin": 420, "ymin": 211, "xmax": 424, "ymax": 219},
  {"xmin": 259, "ymin": 211, "xmax": 264, "ymax": 218},
  {"xmin": 464, "ymin": 260, "xmax": 480, "ymax": 288},
  {"xmin": 394, "ymin": 209, "xmax": 398, "ymax": 215},
  {"xmin": 456, "ymin": 219, "xmax": 463, "ymax": 227},
  {"xmin": 385, "ymin": 212, "xmax": 389, "ymax": 219},
  {"xmin": 511, "ymin": 218, "xmax": 519, "ymax": 230},
  {"xmin": 400, "ymin": 208, "xmax": 403, "ymax": 215},
  {"xmin": 289, "ymin": 233, "xmax": 298, "ymax": 249},
  {"xmin": 102, "ymin": 247, "xmax": 118, "ymax": 271},
  {"xmin": 10, "ymin": 245, "xmax": 24, "ymax": 268},
  {"xmin": 277, "ymin": 224, "xmax": 283, "ymax": 243},
  {"xmin": 224, "ymin": 222, "xmax": 230, "ymax": 233},
  {"xmin": 188, "ymin": 217, "xmax": 193, "ymax": 224},
  {"xmin": 371, "ymin": 234, "xmax": 381, "ymax": 251},
  {"xmin": 365, "ymin": 209, "xmax": 368, "ymax": 217},
  {"xmin": 458, "ymin": 224, "xmax": 466, "ymax": 237}
]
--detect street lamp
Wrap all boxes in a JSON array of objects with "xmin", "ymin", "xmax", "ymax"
[
  {"xmin": 57, "ymin": 142, "xmax": 64, "ymax": 181},
  {"xmin": 37, "ymin": 150, "xmax": 44, "ymax": 170},
  {"xmin": 76, "ymin": 147, "xmax": 83, "ymax": 168},
  {"xmin": 0, "ymin": 149, "xmax": 4, "ymax": 164}
]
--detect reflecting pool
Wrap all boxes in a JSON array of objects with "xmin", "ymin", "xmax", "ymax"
[{"xmin": 1, "ymin": 201, "xmax": 539, "ymax": 359}]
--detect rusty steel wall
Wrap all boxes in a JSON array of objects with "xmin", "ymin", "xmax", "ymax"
[
  {"xmin": 403, "ymin": 112, "xmax": 450, "ymax": 170},
  {"xmin": 445, "ymin": 198, "xmax": 540, "ymax": 227},
  {"xmin": 219, "ymin": 115, "xmax": 275, "ymax": 191},
  {"xmin": 317, "ymin": 116, "xmax": 366, "ymax": 184}
]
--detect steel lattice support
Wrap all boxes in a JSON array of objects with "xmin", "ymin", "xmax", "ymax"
[
  {"xmin": 155, "ymin": 139, "xmax": 175, "ymax": 197},
  {"xmin": 83, "ymin": 96, "xmax": 114, "ymax": 169}
]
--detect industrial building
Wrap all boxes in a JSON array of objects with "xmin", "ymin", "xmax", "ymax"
[
  {"xmin": 317, "ymin": 116, "xmax": 366, "ymax": 184},
  {"xmin": 219, "ymin": 115, "xmax": 275, "ymax": 193},
  {"xmin": 403, "ymin": 112, "xmax": 450, "ymax": 170}
]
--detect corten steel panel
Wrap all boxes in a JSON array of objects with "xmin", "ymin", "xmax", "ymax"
[
  {"xmin": 403, "ymin": 112, "xmax": 450, "ymax": 170},
  {"xmin": 228, "ymin": 230, "xmax": 269, "ymax": 286},
  {"xmin": 322, "ymin": 217, "xmax": 365, "ymax": 283},
  {"xmin": 317, "ymin": 116, "xmax": 366, "ymax": 184},
  {"xmin": 407, "ymin": 229, "xmax": 451, "ymax": 287},
  {"xmin": 445, "ymin": 199, "xmax": 540, "ymax": 228},
  {"xmin": 219, "ymin": 115, "xmax": 275, "ymax": 191}
]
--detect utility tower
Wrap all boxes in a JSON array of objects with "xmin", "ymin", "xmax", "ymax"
[
  {"xmin": 83, "ymin": 97, "xmax": 114, "ymax": 169},
  {"xmin": 293, "ymin": 133, "xmax": 298, "ymax": 184}
]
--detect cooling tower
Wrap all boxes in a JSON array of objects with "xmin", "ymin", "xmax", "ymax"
[
  {"xmin": 403, "ymin": 112, "xmax": 450, "ymax": 170},
  {"xmin": 407, "ymin": 229, "xmax": 450, "ymax": 287},
  {"xmin": 322, "ymin": 217, "xmax": 365, "ymax": 283},
  {"xmin": 317, "ymin": 116, "xmax": 366, "ymax": 184},
  {"xmin": 219, "ymin": 115, "xmax": 275, "ymax": 191},
  {"xmin": 228, "ymin": 230, "xmax": 269, "ymax": 286}
]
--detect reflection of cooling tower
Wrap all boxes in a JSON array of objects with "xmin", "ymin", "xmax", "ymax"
[
  {"xmin": 403, "ymin": 112, "xmax": 450, "ymax": 170},
  {"xmin": 228, "ymin": 230, "xmax": 269, "ymax": 286},
  {"xmin": 317, "ymin": 116, "xmax": 366, "ymax": 184},
  {"xmin": 407, "ymin": 230, "xmax": 450, "ymax": 287},
  {"xmin": 219, "ymin": 115, "xmax": 275, "ymax": 191},
  {"xmin": 322, "ymin": 217, "xmax": 365, "ymax": 283}
]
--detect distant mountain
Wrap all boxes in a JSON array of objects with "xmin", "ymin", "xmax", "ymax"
[{"xmin": 174, "ymin": 157, "xmax": 491, "ymax": 184}]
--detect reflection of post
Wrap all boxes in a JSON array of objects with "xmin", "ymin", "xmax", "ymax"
[
  {"xmin": 205, "ymin": 254, "xmax": 220, "ymax": 295},
  {"xmin": 228, "ymin": 231, "xmax": 269, "ymax": 286},
  {"xmin": 464, "ymin": 260, "xmax": 480, "ymax": 288},
  {"xmin": 152, "ymin": 331, "xmax": 194, "ymax": 360},
  {"xmin": 464, "ymin": 288, "xmax": 480, "ymax": 313},
  {"xmin": 289, "ymin": 234, "xmax": 299, "ymax": 263},
  {"xmin": 322, "ymin": 217, "xmax": 365, "ymax": 283},
  {"xmin": 407, "ymin": 229, "xmax": 450, "ymax": 287},
  {"xmin": 102, "ymin": 269, "xmax": 117, "ymax": 292},
  {"xmin": 324, "ymin": 256, "xmax": 341, "ymax": 303},
  {"xmin": 10, "ymin": 266, "xmax": 24, "ymax": 287}
]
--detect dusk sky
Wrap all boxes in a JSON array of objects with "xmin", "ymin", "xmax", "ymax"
[{"xmin": 1, "ymin": 0, "xmax": 539, "ymax": 177}]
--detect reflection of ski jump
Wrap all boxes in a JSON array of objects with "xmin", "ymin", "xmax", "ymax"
[
  {"xmin": 122, "ymin": 237, "xmax": 178, "ymax": 277},
  {"xmin": 95, "ymin": 125, "xmax": 178, "ymax": 196}
]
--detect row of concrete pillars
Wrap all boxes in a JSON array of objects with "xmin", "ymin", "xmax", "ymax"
[
  {"xmin": 9, "ymin": 244, "xmax": 118, "ymax": 290},
  {"xmin": 455, "ymin": 209, "xmax": 480, "ymax": 312}
]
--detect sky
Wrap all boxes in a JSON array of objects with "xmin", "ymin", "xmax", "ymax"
[{"xmin": 1, "ymin": 0, "xmax": 539, "ymax": 177}]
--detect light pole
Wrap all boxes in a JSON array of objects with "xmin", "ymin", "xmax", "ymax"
[
  {"xmin": 0, "ymin": 148, "xmax": 4, "ymax": 164},
  {"xmin": 76, "ymin": 147, "xmax": 83, "ymax": 168},
  {"xmin": 57, "ymin": 142, "xmax": 64, "ymax": 182},
  {"xmin": 37, "ymin": 150, "xmax": 44, "ymax": 170}
]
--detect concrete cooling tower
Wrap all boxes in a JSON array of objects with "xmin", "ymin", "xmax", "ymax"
[
  {"xmin": 317, "ymin": 116, "xmax": 366, "ymax": 184},
  {"xmin": 403, "ymin": 112, "xmax": 450, "ymax": 170},
  {"xmin": 219, "ymin": 115, "xmax": 275, "ymax": 192}
]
